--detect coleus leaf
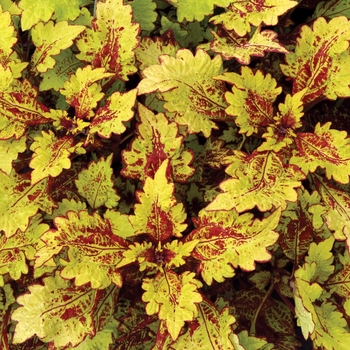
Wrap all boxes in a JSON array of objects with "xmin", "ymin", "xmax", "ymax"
[
  {"xmin": 210, "ymin": 0, "xmax": 297, "ymax": 37},
  {"xmin": 186, "ymin": 208, "xmax": 280, "ymax": 285},
  {"xmin": 0, "ymin": 79, "xmax": 50, "ymax": 140},
  {"xmin": 76, "ymin": 0, "xmax": 139, "ymax": 80},
  {"xmin": 0, "ymin": 136, "xmax": 26, "ymax": 175},
  {"xmin": 137, "ymin": 49, "xmax": 228, "ymax": 137},
  {"xmin": 18, "ymin": 0, "xmax": 88, "ymax": 30},
  {"xmin": 11, "ymin": 274, "xmax": 118, "ymax": 348},
  {"xmin": 89, "ymin": 89, "xmax": 137, "ymax": 138},
  {"xmin": 129, "ymin": 159, "xmax": 187, "ymax": 242},
  {"xmin": 122, "ymin": 103, "xmax": 194, "ymax": 182},
  {"xmin": 215, "ymin": 66, "xmax": 281, "ymax": 136},
  {"xmin": 0, "ymin": 5, "xmax": 17, "ymax": 57},
  {"xmin": 0, "ymin": 171, "xmax": 54, "ymax": 238},
  {"xmin": 60, "ymin": 65, "xmax": 113, "ymax": 119},
  {"xmin": 35, "ymin": 210, "xmax": 128, "ymax": 288},
  {"xmin": 75, "ymin": 154, "xmax": 120, "ymax": 209},
  {"xmin": 206, "ymin": 151, "xmax": 305, "ymax": 212},
  {"xmin": 142, "ymin": 269, "xmax": 203, "ymax": 340},
  {"xmin": 127, "ymin": 0, "xmax": 157, "ymax": 32},
  {"xmin": 309, "ymin": 176, "xmax": 350, "ymax": 250},
  {"xmin": 29, "ymin": 130, "xmax": 86, "ymax": 184},
  {"xmin": 30, "ymin": 20, "xmax": 85, "ymax": 73},
  {"xmin": 210, "ymin": 26, "xmax": 288, "ymax": 65},
  {"xmin": 167, "ymin": 0, "xmax": 232, "ymax": 22},
  {"xmin": 312, "ymin": 0, "xmax": 350, "ymax": 20},
  {"xmin": 0, "ymin": 215, "xmax": 47, "ymax": 285},
  {"xmin": 280, "ymin": 17, "xmax": 350, "ymax": 105},
  {"xmin": 167, "ymin": 299, "xmax": 235, "ymax": 349},
  {"xmin": 290, "ymin": 122, "xmax": 350, "ymax": 184}
]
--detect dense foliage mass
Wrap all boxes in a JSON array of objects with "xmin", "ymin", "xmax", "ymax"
[{"xmin": 1, "ymin": 0, "xmax": 350, "ymax": 348}]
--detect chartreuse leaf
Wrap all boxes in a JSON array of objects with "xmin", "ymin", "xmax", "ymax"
[
  {"xmin": 127, "ymin": 0, "xmax": 157, "ymax": 32},
  {"xmin": 137, "ymin": 49, "xmax": 228, "ymax": 137},
  {"xmin": 45, "ymin": 198, "xmax": 86, "ymax": 220},
  {"xmin": 290, "ymin": 122, "xmax": 350, "ymax": 184},
  {"xmin": 0, "ymin": 136, "xmax": 26, "ymax": 175},
  {"xmin": 0, "ymin": 5, "xmax": 16, "ymax": 56},
  {"xmin": 35, "ymin": 210, "xmax": 128, "ymax": 288},
  {"xmin": 211, "ymin": 26, "xmax": 288, "ymax": 65},
  {"xmin": 280, "ymin": 17, "xmax": 350, "ymax": 105},
  {"xmin": 75, "ymin": 154, "xmax": 120, "ymax": 209},
  {"xmin": 89, "ymin": 89, "xmax": 137, "ymax": 138},
  {"xmin": 210, "ymin": 0, "xmax": 297, "ymax": 36},
  {"xmin": 328, "ymin": 249, "xmax": 350, "ymax": 298},
  {"xmin": 129, "ymin": 159, "xmax": 187, "ymax": 242},
  {"xmin": 12, "ymin": 274, "xmax": 118, "ymax": 348},
  {"xmin": 309, "ymin": 176, "xmax": 350, "ymax": 248},
  {"xmin": 236, "ymin": 330, "xmax": 272, "ymax": 350},
  {"xmin": 206, "ymin": 151, "xmax": 305, "ymax": 212},
  {"xmin": 0, "ymin": 215, "xmax": 47, "ymax": 285},
  {"xmin": 31, "ymin": 21, "xmax": 85, "ymax": 73},
  {"xmin": 167, "ymin": 0, "xmax": 231, "ymax": 22},
  {"xmin": 169, "ymin": 299, "xmax": 235, "ymax": 349},
  {"xmin": 186, "ymin": 208, "xmax": 280, "ymax": 285},
  {"xmin": 258, "ymin": 89, "xmax": 305, "ymax": 152},
  {"xmin": 0, "ymin": 79, "xmax": 50, "ymax": 140},
  {"xmin": 122, "ymin": 103, "xmax": 194, "ymax": 182},
  {"xmin": 142, "ymin": 269, "xmax": 202, "ymax": 340},
  {"xmin": 0, "ymin": 171, "xmax": 54, "ymax": 238},
  {"xmin": 60, "ymin": 65, "xmax": 113, "ymax": 119},
  {"xmin": 76, "ymin": 0, "xmax": 139, "ymax": 80},
  {"xmin": 312, "ymin": 0, "xmax": 350, "ymax": 20},
  {"xmin": 29, "ymin": 130, "xmax": 85, "ymax": 184},
  {"xmin": 103, "ymin": 209, "xmax": 135, "ymax": 239},
  {"xmin": 215, "ymin": 67, "xmax": 281, "ymax": 136},
  {"xmin": 18, "ymin": 0, "xmax": 89, "ymax": 30}
]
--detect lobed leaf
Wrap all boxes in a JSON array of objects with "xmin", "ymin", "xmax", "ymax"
[
  {"xmin": 76, "ymin": 0, "xmax": 139, "ymax": 80},
  {"xmin": 142, "ymin": 269, "xmax": 203, "ymax": 340},
  {"xmin": 312, "ymin": 0, "xmax": 350, "ymax": 20},
  {"xmin": 127, "ymin": 0, "xmax": 157, "ymax": 32},
  {"xmin": 0, "ymin": 136, "xmax": 26, "ymax": 175},
  {"xmin": 187, "ymin": 208, "xmax": 280, "ymax": 285},
  {"xmin": 206, "ymin": 151, "xmax": 305, "ymax": 212},
  {"xmin": 210, "ymin": 0, "xmax": 297, "ymax": 37},
  {"xmin": 327, "ymin": 249, "xmax": 350, "ymax": 298},
  {"xmin": 215, "ymin": 66, "xmax": 281, "ymax": 136},
  {"xmin": 290, "ymin": 122, "xmax": 350, "ymax": 184},
  {"xmin": 35, "ymin": 210, "xmax": 128, "ymax": 288},
  {"xmin": 75, "ymin": 154, "xmax": 120, "ymax": 209},
  {"xmin": 137, "ymin": 49, "xmax": 228, "ymax": 137},
  {"xmin": 0, "ymin": 5, "xmax": 17, "ymax": 57},
  {"xmin": 129, "ymin": 159, "xmax": 187, "ymax": 242}
]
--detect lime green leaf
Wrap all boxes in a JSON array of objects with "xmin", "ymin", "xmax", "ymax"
[
  {"xmin": 167, "ymin": 0, "xmax": 231, "ymax": 22},
  {"xmin": 45, "ymin": 198, "xmax": 87, "ymax": 220},
  {"xmin": 237, "ymin": 330, "xmax": 272, "ymax": 350},
  {"xmin": 142, "ymin": 269, "xmax": 203, "ymax": 340},
  {"xmin": 0, "ymin": 79, "xmax": 50, "ymax": 140},
  {"xmin": 0, "ymin": 171, "xmax": 54, "ymax": 238},
  {"xmin": 211, "ymin": 26, "xmax": 288, "ymax": 65},
  {"xmin": 104, "ymin": 209, "xmax": 135, "ymax": 239},
  {"xmin": 12, "ymin": 274, "xmax": 118, "ymax": 347},
  {"xmin": 210, "ymin": 0, "xmax": 297, "ymax": 36},
  {"xmin": 0, "ymin": 136, "xmax": 26, "ymax": 175},
  {"xmin": 127, "ymin": 0, "xmax": 157, "ymax": 32},
  {"xmin": 171, "ymin": 300, "xmax": 235, "ymax": 349},
  {"xmin": 60, "ymin": 65, "xmax": 113, "ymax": 119},
  {"xmin": 0, "ymin": 5, "xmax": 17, "ymax": 57},
  {"xmin": 0, "ymin": 215, "xmax": 47, "ymax": 283},
  {"xmin": 215, "ymin": 66, "xmax": 281, "ymax": 136},
  {"xmin": 39, "ymin": 48, "xmax": 85, "ymax": 91},
  {"xmin": 163, "ymin": 240, "xmax": 198, "ymax": 269},
  {"xmin": 309, "ymin": 176, "xmax": 350, "ymax": 247},
  {"xmin": 122, "ymin": 103, "xmax": 194, "ymax": 182},
  {"xmin": 258, "ymin": 89, "xmax": 305, "ymax": 152},
  {"xmin": 76, "ymin": 0, "xmax": 139, "ymax": 80},
  {"xmin": 280, "ymin": 17, "xmax": 350, "ymax": 105},
  {"xmin": 89, "ymin": 89, "xmax": 137, "ymax": 138},
  {"xmin": 31, "ymin": 21, "xmax": 85, "ymax": 73},
  {"xmin": 29, "ymin": 130, "xmax": 83, "ymax": 184},
  {"xmin": 206, "ymin": 151, "xmax": 305, "ymax": 212},
  {"xmin": 137, "ymin": 49, "xmax": 228, "ymax": 137},
  {"xmin": 18, "ymin": 0, "xmax": 88, "ymax": 30},
  {"xmin": 35, "ymin": 210, "xmax": 128, "ymax": 288},
  {"xmin": 312, "ymin": 0, "xmax": 350, "ymax": 21},
  {"xmin": 75, "ymin": 154, "xmax": 120, "ymax": 209},
  {"xmin": 328, "ymin": 249, "xmax": 350, "ymax": 298},
  {"xmin": 187, "ymin": 208, "xmax": 280, "ymax": 285},
  {"xmin": 130, "ymin": 159, "xmax": 187, "ymax": 242},
  {"xmin": 290, "ymin": 122, "xmax": 350, "ymax": 184}
]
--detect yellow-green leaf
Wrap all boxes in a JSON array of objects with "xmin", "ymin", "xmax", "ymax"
[{"xmin": 0, "ymin": 136, "xmax": 26, "ymax": 175}]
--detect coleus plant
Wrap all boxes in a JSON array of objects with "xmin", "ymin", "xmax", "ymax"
[{"xmin": 1, "ymin": 0, "xmax": 350, "ymax": 348}]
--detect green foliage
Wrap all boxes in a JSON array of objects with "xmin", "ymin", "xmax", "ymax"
[{"xmin": 1, "ymin": 0, "xmax": 350, "ymax": 349}]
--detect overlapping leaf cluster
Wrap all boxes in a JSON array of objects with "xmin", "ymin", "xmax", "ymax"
[{"xmin": 1, "ymin": 0, "xmax": 350, "ymax": 349}]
